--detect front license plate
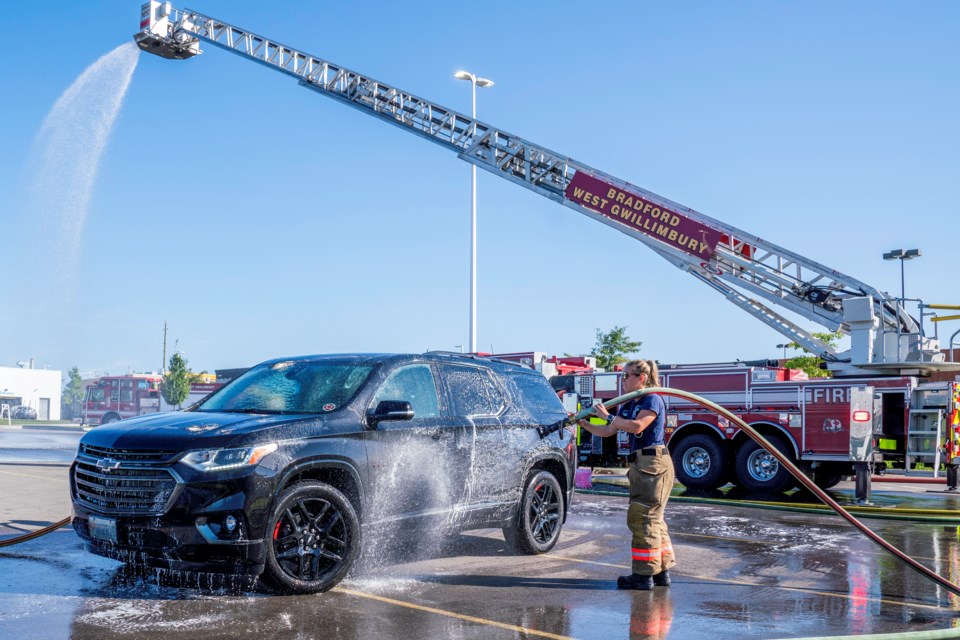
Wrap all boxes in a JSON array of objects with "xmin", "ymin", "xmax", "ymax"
[{"xmin": 88, "ymin": 515, "xmax": 117, "ymax": 543}]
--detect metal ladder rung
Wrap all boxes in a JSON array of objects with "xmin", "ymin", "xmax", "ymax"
[{"xmin": 906, "ymin": 406, "xmax": 944, "ymax": 476}]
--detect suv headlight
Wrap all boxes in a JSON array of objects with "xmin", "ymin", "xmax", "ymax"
[{"xmin": 181, "ymin": 443, "xmax": 278, "ymax": 472}]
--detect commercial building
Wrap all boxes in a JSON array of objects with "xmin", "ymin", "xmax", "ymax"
[{"xmin": 0, "ymin": 365, "xmax": 62, "ymax": 420}]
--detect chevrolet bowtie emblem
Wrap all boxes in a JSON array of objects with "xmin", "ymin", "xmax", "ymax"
[{"xmin": 96, "ymin": 458, "xmax": 121, "ymax": 472}]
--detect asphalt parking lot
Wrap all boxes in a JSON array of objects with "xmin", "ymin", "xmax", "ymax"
[{"xmin": 2, "ymin": 429, "xmax": 960, "ymax": 639}]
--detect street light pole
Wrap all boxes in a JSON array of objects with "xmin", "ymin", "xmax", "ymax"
[
  {"xmin": 454, "ymin": 70, "xmax": 494, "ymax": 354},
  {"xmin": 883, "ymin": 248, "xmax": 922, "ymax": 303}
]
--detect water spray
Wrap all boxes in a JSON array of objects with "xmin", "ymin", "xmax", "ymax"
[{"xmin": 542, "ymin": 386, "xmax": 960, "ymax": 598}]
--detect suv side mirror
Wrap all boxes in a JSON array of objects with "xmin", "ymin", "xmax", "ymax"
[{"xmin": 366, "ymin": 400, "xmax": 415, "ymax": 427}]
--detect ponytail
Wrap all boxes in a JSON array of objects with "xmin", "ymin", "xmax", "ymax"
[
  {"xmin": 623, "ymin": 359, "xmax": 659, "ymax": 388},
  {"xmin": 645, "ymin": 359, "xmax": 659, "ymax": 388}
]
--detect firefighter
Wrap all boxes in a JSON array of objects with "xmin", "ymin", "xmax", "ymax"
[{"xmin": 578, "ymin": 359, "xmax": 675, "ymax": 590}]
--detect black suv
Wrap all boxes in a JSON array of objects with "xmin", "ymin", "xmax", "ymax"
[{"xmin": 70, "ymin": 352, "xmax": 576, "ymax": 593}]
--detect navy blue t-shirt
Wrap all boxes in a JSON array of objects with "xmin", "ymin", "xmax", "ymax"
[{"xmin": 618, "ymin": 393, "xmax": 665, "ymax": 451}]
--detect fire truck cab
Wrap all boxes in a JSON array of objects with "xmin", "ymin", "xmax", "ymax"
[
  {"xmin": 81, "ymin": 375, "xmax": 224, "ymax": 425},
  {"xmin": 82, "ymin": 374, "xmax": 163, "ymax": 425}
]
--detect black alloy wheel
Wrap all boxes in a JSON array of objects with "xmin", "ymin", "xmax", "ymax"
[
  {"xmin": 262, "ymin": 481, "xmax": 359, "ymax": 594},
  {"xmin": 504, "ymin": 470, "xmax": 564, "ymax": 554}
]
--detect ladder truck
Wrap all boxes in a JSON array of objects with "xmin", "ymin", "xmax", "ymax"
[{"xmin": 133, "ymin": 2, "xmax": 960, "ymax": 491}]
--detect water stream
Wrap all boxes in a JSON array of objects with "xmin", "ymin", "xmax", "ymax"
[{"xmin": 28, "ymin": 41, "xmax": 139, "ymax": 304}]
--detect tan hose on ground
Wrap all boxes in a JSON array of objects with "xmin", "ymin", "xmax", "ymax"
[{"xmin": 0, "ymin": 517, "xmax": 71, "ymax": 548}]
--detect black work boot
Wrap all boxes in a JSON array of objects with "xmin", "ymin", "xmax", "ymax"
[
  {"xmin": 653, "ymin": 570, "xmax": 671, "ymax": 587},
  {"xmin": 616, "ymin": 574, "xmax": 653, "ymax": 590}
]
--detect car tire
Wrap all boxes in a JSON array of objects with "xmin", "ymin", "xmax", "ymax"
[
  {"xmin": 261, "ymin": 481, "xmax": 359, "ymax": 594},
  {"xmin": 735, "ymin": 434, "xmax": 797, "ymax": 494},
  {"xmin": 671, "ymin": 434, "xmax": 730, "ymax": 490},
  {"xmin": 503, "ymin": 470, "xmax": 564, "ymax": 555}
]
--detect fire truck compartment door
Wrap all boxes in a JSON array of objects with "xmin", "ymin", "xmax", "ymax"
[{"xmin": 849, "ymin": 386, "xmax": 875, "ymax": 462}]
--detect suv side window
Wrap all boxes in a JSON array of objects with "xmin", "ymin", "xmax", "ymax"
[
  {"xmin": 371, "ymin": 364, "xmax": 440, "ymax": 419},
  {"xmin": 443, "ymin": 365, "xmax": 503, "ymax": 417},
  {"xmin": 503, "ymin": 371, "xmax": 567, "ymax": 423}
]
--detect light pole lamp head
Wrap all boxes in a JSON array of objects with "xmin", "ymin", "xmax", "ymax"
[
  {"xmin": 883, "ymin": 248, "xmax": 921, "ymax": 261},
  {"xmin": 454, "ymin": 70, "xmax": 494, "ymax": 88}
]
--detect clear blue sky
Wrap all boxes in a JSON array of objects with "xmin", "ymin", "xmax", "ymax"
[{"xmin": 1, "ymin": 1, "xmax": 957, "ymax": 377}]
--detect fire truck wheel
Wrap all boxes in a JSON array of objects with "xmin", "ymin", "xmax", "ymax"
[
  {"xmin": 503, "ymin": 470, "xmax": 564, "ymax": 555},
  {"xmin": 671, "ymin": 434, "xmax": 730, "ymax": 490},
  {"xmin": 735, "ymin": 434, "xmax": 797, "ymax": 494},
  {"xmin": 809, "ymin": 464, "xmax": 845, "ymax": 490},
  {"xmin": 100, "ymin": 413, "xmax": 120, "ymax": 425}
]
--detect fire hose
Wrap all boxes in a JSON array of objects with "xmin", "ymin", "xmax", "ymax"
[
  {"xmin": 539, "ymin": 386, "xmax": 960, "ymax": 598},
  {"xmin": 0, "ymin": 516, "xmax": 71, "ymax": 548}
]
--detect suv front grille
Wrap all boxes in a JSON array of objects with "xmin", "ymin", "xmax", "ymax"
[
  {"xmin": 79, "ymin": 444, "xmax": 179, "ymax": 464},
  {"xmin": 73, "ymin": 448, "xmax": 180, "ymax": 515}
]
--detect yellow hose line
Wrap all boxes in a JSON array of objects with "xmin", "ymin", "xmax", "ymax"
[
  {"xmin": 580, "ymin": 486, "xmax": 960, "ymax": 523},
  {"xmin": 0, "ymin": 516, "xmax": 72, "ymax": 548},
  {"xmin": 587, "ymin": 476, "xmax": 960, "ymax": 519}
]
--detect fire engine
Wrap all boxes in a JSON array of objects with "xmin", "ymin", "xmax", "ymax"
[
  {"xmin": 81, "ymin": 374, "xmax": 223, "ymax": 425},
  {"xmin": 556, "ymin": 361, "xmax": 959, "ymax": 492},
  {"xmin": 134, "ymin": 5, "xmax": 960, "ymax": 490},
  {"xmin": 81, "ymin": 374, "xmax": 162, "ymax": 425}
]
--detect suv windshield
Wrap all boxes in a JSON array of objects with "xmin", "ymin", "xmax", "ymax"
[{"xmin": 197, "ymin": 361, "xmax": 375, "ymax": 414}]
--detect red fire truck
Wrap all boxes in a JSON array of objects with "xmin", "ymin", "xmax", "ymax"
[
  {"xmin": 81, "ymin": 375, "xmax": 223, "ymax": 425},
  {"xmin": 557, "ymin": 361, "xmax": 959, "ymax": 492},
  {"xmin": 81, "ymin": 374, "xmax": 163, "ymax": 425}
]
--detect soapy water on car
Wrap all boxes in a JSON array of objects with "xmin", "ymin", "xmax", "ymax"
[{"xmin": 354, "ymin": 374, "xmax": 555, "ymax": 580}]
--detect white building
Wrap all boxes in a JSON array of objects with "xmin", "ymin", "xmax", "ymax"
[{"xmin": 0, "ymin": 366, "xmax": 62, "ymax": 420}]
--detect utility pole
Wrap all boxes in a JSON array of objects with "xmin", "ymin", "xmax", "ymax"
[{"xmin": 162, "ymin": 321, "xmax": 168, "ymax": 374}]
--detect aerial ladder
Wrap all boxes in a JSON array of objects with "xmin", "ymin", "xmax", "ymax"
[{"xmin": 134, "ymin": 1, "xmax": 958, "ymax": 379}]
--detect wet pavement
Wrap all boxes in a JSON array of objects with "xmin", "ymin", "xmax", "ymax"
[
  {"xmin": 0, "ymin": 426, "xmax": 81, "ymax": 465},
  {"xmin": 2, "ymin": 433, "xmax": 960, "ymax": 638}
]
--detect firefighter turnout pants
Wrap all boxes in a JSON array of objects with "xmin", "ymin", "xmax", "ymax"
[{"xmin": 626, "ymin": 447, "xmax": 676, "ymax": 576}]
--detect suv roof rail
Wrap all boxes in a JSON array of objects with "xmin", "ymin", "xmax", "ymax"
[
  {"xmin": 423, "ymin": 351, "xmax": 529, "ymax": 369},
  {"xmin": 423, "ymin": 350, "xmax": 480, "ymax": 360}
]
